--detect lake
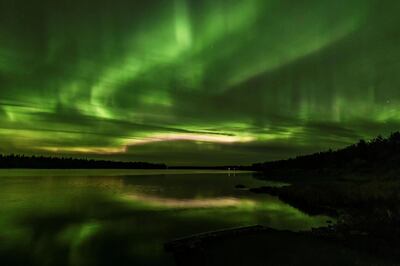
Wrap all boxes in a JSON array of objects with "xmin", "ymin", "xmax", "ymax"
[{"xmin": 0, "ymin": 170, "xmax": 331, "ymax": 266}]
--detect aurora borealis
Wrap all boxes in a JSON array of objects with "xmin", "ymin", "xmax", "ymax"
[{"xmin": 1, "ymin": 0, "xmax": 400, "ymax": 165}]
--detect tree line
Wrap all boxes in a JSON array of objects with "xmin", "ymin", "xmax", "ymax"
[
  {"xmin": 0, "ymin": 154, "xmax": 167, "ymax": 169},
  {"xmin": 253, "ymin": 132, "xmax": 400, "ymax": 175}
]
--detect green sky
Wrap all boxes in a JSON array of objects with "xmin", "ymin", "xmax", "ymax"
[{"xmin": 1, "ymin": 0, "xmax": 400, "ymax": 165}]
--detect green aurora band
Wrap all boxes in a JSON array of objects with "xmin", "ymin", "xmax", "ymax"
[{"xmin": 1, "ymin": 0, "xmax": 400, "ymax": 165}]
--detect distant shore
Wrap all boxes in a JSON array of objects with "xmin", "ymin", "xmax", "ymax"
[
  {"xmin": 0, "ymin": 154, "xmax": 254, "ymax": 170},
  {"xmin": 0, "ymin": 168, "xmax": 254, "ymax": 177},
  {"xmin": 0, "ymin": 154, "xmax": 167, "ymax": 169}
]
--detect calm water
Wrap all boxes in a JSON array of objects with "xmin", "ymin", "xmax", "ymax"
[{"xmin": 0, "ymin": 170, "xmax": 330, "ymax": 266}]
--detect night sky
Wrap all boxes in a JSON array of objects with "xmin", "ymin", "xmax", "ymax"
[{"xmin": 1, "ymin": 0, "xmax": 400, "ymax": 165}]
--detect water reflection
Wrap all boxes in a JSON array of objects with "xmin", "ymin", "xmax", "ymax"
[
  {"xmin": 123, "ymin": 193, "xmax": 255, "ymax": 208},
  {"xmin": 0, "ymin": 170, "xmax": 330, "ymax": 266}
]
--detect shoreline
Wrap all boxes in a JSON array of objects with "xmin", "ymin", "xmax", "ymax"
[
  {"xmin": 0, "ymin": 168, "xmax": 254, "ymax": 177},
  {"xmin": 248, "ymin": 177, "xmax": 400, "ymax": 262}
]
